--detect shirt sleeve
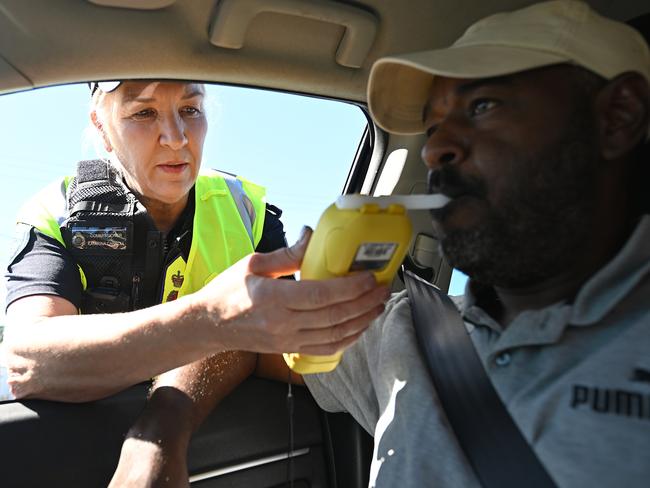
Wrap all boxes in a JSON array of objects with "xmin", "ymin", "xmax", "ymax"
[
  {"xmin": 302, "ymin": 292, "xmax": 410, "ymax": 435},
  {"xmin": 255, "ymin": 203, "xmax": 288, "ymax": 253},
  {"xmin": 4, "ymin": 224, "xmax": 83, "ymax": 311},
  {"xmin": 303, "ymin": 324, "xmax": 379, "ymax": 435}
]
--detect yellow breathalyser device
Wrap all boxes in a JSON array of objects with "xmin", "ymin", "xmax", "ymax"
[{"xmin": 283, "ymin": 193, "xmax": 450, "ymax": 375}]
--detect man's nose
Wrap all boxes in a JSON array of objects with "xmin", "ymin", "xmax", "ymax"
[
  {"xmin": 159, "ymin": 114, "xmax": 188, "ymax": 150},
  {"xmin": 420, "ymin": 124, "xmax": 466, "ymax": 170}
]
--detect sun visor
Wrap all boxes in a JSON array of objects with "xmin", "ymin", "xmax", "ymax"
[{"xmin": 0, "ymin": 55, "xmax": 31, "ymax": 94}]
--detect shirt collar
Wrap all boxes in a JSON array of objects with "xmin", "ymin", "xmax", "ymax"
[{"xmin": 570, "ymin": 214, "xmax": 650, "ymax": 326}]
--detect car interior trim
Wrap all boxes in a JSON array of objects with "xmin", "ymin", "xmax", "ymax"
[
  {"xmin": 373, "ymin": 148, "xmax": 409, "ymax": 197},
  {"xmin": 87, "ymin": 0, "xmax": 176, "ymax": 10},
  {"xmin": 188, "ymin": 447, "xmax": 311, "ymax": 483},
  {"xmin": 360, "ymin": 123, "xmax": 387, "ymax": 195},
  {"xmin": 209, "ymin": 0, "xmax": 378, "ymax": 68},
  {"xmin": 0, "ymin": 55, "xmax": 31, "ymax": 91}
]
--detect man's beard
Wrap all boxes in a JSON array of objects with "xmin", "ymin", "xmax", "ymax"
[{"xmin": 435, "ymin": 109, "xmax": 600, "ymax": 288}]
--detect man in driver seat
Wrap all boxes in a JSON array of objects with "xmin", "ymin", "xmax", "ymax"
[{"xmin": 262, "ymin": 1, "xmax": 650, "ymax": 486}]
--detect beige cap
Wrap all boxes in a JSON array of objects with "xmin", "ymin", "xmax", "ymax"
[{"xmin": 368, "ymin": 0, "xmax": 650, "ymax": 135}]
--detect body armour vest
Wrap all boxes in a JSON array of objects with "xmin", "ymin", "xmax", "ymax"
[{"xmin": 17, "ymin": 159, "xmax": 267, "ymax": 314}]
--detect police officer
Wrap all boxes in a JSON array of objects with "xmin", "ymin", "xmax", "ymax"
[{"xmin": 3, "ymin": 81, "xmax": 389, "ymax": 485}]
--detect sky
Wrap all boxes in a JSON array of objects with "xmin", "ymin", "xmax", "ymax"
[{"xmin": 0, "ymin": 82, "xmax": 467, "ymax": 316}]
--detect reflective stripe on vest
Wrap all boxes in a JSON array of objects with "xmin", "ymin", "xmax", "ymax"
[
  {"xmin": 17, "ymin": 177, "xmax": 72, "ymax": 247},
  {"xmin": 17, "ymin": 168, "xmax": 266, "ymax": 304}
]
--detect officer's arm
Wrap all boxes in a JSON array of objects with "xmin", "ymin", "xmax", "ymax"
[
  {"xmin": 3, "ymin": 234, "xmax": 387, "ymax": 402},
  {"xmin": 3, "ymin": 294, "xmax": 223, "ymax": 401}
]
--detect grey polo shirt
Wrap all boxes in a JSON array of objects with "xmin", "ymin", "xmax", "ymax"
[{"xmin": 305, "ymin": 215, "xmax": 650, "ymax": 488}]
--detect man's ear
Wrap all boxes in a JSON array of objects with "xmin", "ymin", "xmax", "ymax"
[
  {"xmin": 90, "ymin": 110, "xmax": 112, "ymax": 152},
  {"xmin": 595, "ymin": 72, "xmax": 650, "ymax": 160}
]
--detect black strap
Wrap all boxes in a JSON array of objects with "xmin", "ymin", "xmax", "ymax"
[{"xmin": 404, "ymin": 270, "xmax": 556, "ymax": 488}]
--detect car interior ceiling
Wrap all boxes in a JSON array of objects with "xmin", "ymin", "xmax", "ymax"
[{"xmin": 0, "ymin": 1, "xmax": 648, "ymax": 487}]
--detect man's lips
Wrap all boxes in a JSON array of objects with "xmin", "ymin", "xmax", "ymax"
[
  {"xmin": 427, "ymin": 169, "xmax": 487, "ymax": 221},
  {"xmin": 429, "ymin": 194, "xmax": 480, "ymax": 221},
  {"xmin": 427, "ymin": 168, "xmax": 485, "ymax": 200}
]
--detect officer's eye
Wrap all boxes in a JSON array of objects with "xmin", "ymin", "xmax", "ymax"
[
  {"xmin": 469, "ymin": 98, "xmax": 499, "ymax": 117},
  {"xmin": 131, "ymin": 108, "xmax": 156, "ymax": 120},
  {"xmin": 181, "ymin": 106, "xmax": 202, "ymax": 117}
]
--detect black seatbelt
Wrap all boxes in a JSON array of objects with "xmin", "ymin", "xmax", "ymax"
[{"xmin": 403, "ymin": 270, "xmax": 557, "ymax": 488}]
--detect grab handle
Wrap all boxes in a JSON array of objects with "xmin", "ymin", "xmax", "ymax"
[{"xmin": 209, "ymin": 0, "xmax": 378, "ymax": 68}]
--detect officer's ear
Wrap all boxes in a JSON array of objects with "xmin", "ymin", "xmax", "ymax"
[
  {"xmin": 595, "ymin": 71, "xmax": 650, "ymax": 161},
  {"xmin": 91, "ymin": 110, "xmax": 113, "ymax": 153}
]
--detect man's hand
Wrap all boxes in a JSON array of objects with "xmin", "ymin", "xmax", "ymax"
[
  {"xmin": 192, "ymin": 228, "xmax": 390, "ymax": 355},
  {"xmin": 107, "ymin": 387, "xmax": 195, "ymax": 488},
  {"xmin": 108, "ymin": 435, "xmax": 189, "ymax": 488},
  {"xmin": 109, "ymin": 352, "xmax": 256, "ymax": 488}
]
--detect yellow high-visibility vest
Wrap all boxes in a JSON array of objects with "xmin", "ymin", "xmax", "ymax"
[{"xmin": 17, "ymin": 168, "xmax": 267, "ymax": 304}]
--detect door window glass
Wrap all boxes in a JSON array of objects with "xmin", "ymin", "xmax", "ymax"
[
  {"xmin": 0, "ymin": 82, "xmax": 368, "ymax": 318},
  {"xmin": 448, "ymin": 269, "xmax": 469, "ymax": 296}
]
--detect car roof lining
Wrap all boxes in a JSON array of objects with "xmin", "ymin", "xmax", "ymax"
[{"xmin": 0, "ymin": 0, "xmax": 647, "ymax": 99}]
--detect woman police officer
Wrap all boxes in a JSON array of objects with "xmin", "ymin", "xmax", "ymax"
[{"xmin": 3, "ymin": 80, "xmax": 388, "ymax": 485}]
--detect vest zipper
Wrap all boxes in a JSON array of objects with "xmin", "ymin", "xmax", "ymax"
[{"xmin": 131, "ymin": 273, "xmax": 141, "ymax": 310}]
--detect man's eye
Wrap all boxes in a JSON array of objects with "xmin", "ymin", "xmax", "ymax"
[
  {"xmin": 425, "ymin": 124, "xmax": 438, "ymax": 138},
  {"xmin": 469, "ymin": 99, "xmax": 499, "ymax": 117}
]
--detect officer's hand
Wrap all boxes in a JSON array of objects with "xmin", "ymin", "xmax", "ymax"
[{"xmin": 191, "ymin": 227, "xmax": 390, "ymax": 355}]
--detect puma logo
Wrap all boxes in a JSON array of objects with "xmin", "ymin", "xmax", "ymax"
[{"xmin": 571, "ymin": 385, "xmax": 650, "ymax": 420}]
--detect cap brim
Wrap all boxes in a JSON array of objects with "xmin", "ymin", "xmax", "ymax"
[
  {"xmin": 96, "ymin": 81, "xmax": 122, "ymax": 92},
  {"xmin": 89, "ymin": 81, "xmax": 122, "ymax": 95},
  {"xmin": 368, "ymin": 45, "xmax": 569, "ymax": 135}
]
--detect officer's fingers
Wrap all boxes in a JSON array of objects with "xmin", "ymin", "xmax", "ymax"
[
  {"xmin": 288, "ymin": 285, "xmax": 388, "ymax": 329},
  {"xmin": 296, "ymin": 331, "xmax": 363, "ymax": 356},
  {"xmin": 293, "ymin": 306, "xmax": 384, "ymax": 354},
  {"xmin": 247, "ymin": 248, "xmax": 300, "ymax": 280},
  {"xmin": 272, "ymin": 273, "xmax": 382, "ymax": 312},
  {"xmin": 249, "ymin": 227, "xmax": 313, "ymax": 278}
]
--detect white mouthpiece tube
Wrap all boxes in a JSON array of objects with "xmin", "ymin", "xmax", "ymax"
[{"xmin": 335, "ymin": 194, "xmax": 451, "ymax": 210}]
